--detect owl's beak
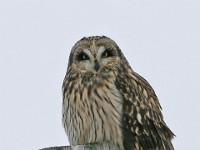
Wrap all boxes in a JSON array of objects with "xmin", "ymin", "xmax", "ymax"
[{"xmin": 94, "ymin": 61, "xmax": 100, "ymax": 72}]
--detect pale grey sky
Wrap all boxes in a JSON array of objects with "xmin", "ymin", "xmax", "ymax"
[{"xmin": 0, "ymin": 0, "xmax": 200, "ymax": 150}]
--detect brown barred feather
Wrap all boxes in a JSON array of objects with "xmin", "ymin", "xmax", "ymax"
[{"xmin": 114, "ymin": 61, "xmax": 174, "ymax": 150}]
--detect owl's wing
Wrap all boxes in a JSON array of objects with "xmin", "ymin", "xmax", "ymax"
[{"xmin": 115, "ymin": 69, "xmax": 174, "ymax": 150}]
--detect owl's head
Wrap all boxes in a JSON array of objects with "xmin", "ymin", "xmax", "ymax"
[{"xmin": 68, "ymin": 36, "xmax": 126, "ymax": 75}]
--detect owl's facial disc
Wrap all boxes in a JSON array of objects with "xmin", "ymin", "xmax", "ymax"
[{"xmin": 74, "ymin": 46, "xmax": 117, "ymax": 73}]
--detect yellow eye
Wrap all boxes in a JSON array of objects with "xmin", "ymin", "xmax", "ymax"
[
  {"xmin": 77, "ymin": 52, "xmax": 89, "ymax": 61},
  {"xmin": 82, "ymin": 54, "xmax": 87, "ymax": 60},
  {"xmin": 101, "ymin": 49, "xmax": 113, "ymax": 58},
  {"xmin": 102, "ymin": 52, "xmax": 108, "ymax": 58}
]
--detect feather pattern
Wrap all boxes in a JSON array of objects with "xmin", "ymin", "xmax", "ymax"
[
  {"xmin": 63, "ymin": 67, "xmax": 124, "ymax": 149},
  {"xmin": 114, "ymin": 60, "xmax": 174, "ymax": 149}
]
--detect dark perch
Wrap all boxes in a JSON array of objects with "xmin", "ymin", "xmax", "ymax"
[{"xmin": 40, "ymin": 143, "xmax": 120, "ymax": 150}]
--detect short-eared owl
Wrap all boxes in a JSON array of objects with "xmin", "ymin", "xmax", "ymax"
[{"xmin": 62, "ymin": 36, "xmax": 174, "ymax": 150}]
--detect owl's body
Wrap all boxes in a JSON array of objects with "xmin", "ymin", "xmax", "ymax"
[{"xmin": 62, "ymin": 36, "xmax": 174, "ymax": 150}]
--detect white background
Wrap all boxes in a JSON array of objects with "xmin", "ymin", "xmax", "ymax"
[{"xmin": 0, "ymin": 0, "xmax": 200, "ymax": 150}]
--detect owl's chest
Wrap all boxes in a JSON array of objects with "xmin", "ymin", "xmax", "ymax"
[{"xmin": 63, "ymin": 78, "xmax": 124, "ymax": 145}]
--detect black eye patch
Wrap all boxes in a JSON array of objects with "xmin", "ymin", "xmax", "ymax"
[
  {"xmin": 101, "ymin": 49, "xmax": 114, "ymax": 58},
  {"xmin": 77, "ymin": 52, "xmax": 89, "ymax": 61}
]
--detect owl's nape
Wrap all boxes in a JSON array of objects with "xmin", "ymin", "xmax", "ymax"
[{"xmin": 62, "ymin": 36, "xmax": 174, "ymax": 150}]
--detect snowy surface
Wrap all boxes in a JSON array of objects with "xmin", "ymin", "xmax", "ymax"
[{"xmin": 0, "ymin": 0, "xmax": 200, "ymax": 150}]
